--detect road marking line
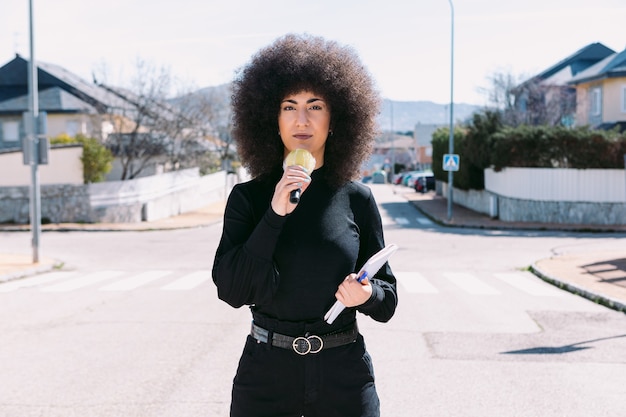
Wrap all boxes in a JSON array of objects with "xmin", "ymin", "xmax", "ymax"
[
  {"xmin": 41, "ymin": 271, "xmax": 125, "ymax": 292},
  {"xmin": 416, "ymin": 217, "xmax": 433, "ymax": 225},
  {"xmin": 0, "ymin": 271, "xmax": 78, "ymax": 293},
  {"xmin": 394, "ymin": 217, "xmax": 409, "ymax": 225},
  {"xmin": 395, "ymin": 271, "xmax": 439, "ymax": 293},
  {"xmin": 443, "ymin": 272, "xmax": 500, "ymax": 295},
  {"xmin": 99, "ymin": 270, "xmax": 173, "ymax": 291},
  {"xmin": 160, "ymin": 270, "xmax": 210, "ymax": 290},
  {"xmin": 494, "ymin": 272, "xmax": 565, "ymax": 297}
]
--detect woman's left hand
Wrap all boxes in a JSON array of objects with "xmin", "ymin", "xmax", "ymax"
[{"xmin": 335, "ymin": 273, "xmax": 372, "ymax": 308}]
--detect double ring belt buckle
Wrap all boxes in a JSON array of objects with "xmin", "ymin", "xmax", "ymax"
[{"xmin": 292, "ymin": 334, "xmax": 324, "ymax": 355}]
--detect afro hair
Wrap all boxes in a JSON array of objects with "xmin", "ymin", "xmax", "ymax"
[{"xmin": 231, "ymin": 33, "xmax": 382, "ymax": 187}]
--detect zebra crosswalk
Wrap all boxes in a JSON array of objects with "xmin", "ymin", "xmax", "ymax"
[
  {"xmin": 381, "ymin": 215, "xmax": 434, "ymax": 227},
  {"xmin": 0, "ymin": 269, "xmax": 212, "ymax": 293},
  {"xmin": 443, "ymin": 272, "xmax": 501, "ymax": 295},
  {"xmin": 395, "ymin": 270, "xmax": 564, "ymax": 297},
  {"xmin": 0, "ymin": 268, "xmax": 564, "ymax": 298},
  {"xmin": 41, "ymin": 270, "xmax": 126, "ymax": 292}
]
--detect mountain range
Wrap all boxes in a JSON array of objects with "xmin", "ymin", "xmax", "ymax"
[
  {"xmin": 378, "ymin": 99, "xmax": 481, "ymax": 132},
  {"xmin": 191, "ymin": 84, "xmax": 482, "ymax": 133}
]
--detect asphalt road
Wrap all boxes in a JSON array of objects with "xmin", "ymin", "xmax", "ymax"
[{"xmin": 0, "ymin": 185, "xmax": 625, "ymax": 416}]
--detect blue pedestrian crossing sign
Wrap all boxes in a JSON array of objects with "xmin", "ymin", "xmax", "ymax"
[{"xmin": 443, "ymin": 154, "xmax": 460, "ymax": 171}]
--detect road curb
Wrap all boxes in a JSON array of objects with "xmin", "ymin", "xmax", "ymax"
[
  {"xmin": 530, "ymin": 263, "xmax": 626, "ymax": 314},
  {"xmin": 0, "ymin": 260, "xmax": 61, "ymax": 284},
  {"xmin": 0, "ymin": 219, "xmax": 223, "ymax": 233}
]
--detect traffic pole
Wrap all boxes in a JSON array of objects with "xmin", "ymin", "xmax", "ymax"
[
  {"xmin": 27, "ymin": 0, "xmax": 41, "ymax": 263},
  {"xmin": 447, "ymin": 0, "xmax": 455, "ymax": 221}
]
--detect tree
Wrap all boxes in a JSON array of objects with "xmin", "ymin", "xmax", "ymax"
[
  {"xmin": 479, "ymin": 70, "xmax": 576, "ymax": 128},
  {"xmin": 170, "ymin": 84, "xmax": 236, "ymax": 175},
  {"xmin": 97, "ymin": 59, "xmax": 219, "ymax": 180}
]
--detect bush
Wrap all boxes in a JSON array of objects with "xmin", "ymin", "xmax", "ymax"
[
  {"xmin": 50, "ymin": 134, "xmax": 113, "ymax": 183},
  {"xmin": 490, "ymin": 126, "xmax": 624, "ymax": 170},
  {"xmin": 432, "ymin": 110, "xmax": 626, "ymax": 191}
]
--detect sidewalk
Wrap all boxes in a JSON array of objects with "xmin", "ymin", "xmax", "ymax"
[
  {"xmin": 1, "ymin": 188, "xmax": 625, "ymax": 315},
  {"xmin": 404, "ymin": 189, "xmax": 626, "ymax": 314}
]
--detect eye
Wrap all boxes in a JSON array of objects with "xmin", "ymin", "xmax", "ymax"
[
  {"xmin": 282, "ymin": 104, "xmax": 295, "ymax": 111},
  {"xmin": 309, "ymin": 104, "xmax": 323, "ymax": 110}
]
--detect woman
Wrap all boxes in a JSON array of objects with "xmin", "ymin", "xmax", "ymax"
[{"xmin": 212, "ymin": 33, "xmax": 398, "ymax": 417}]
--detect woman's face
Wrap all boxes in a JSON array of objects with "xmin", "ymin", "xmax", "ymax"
[{"xmin": 278, "ymin": 90, "xmax": 331, "ymax": 168}]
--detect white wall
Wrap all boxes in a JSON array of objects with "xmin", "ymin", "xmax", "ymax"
[
  {"xmin": 89, "ymin": 168, "xmax": 226, "ymax": 222},
  {"xmin": 485, "ymin": 167, "xmax": 626, "ymax": 202},
  {"xmin": 0, "ymin": 146, "xmax": 83, "ymax": 186}
]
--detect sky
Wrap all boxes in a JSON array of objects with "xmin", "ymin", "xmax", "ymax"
[{"xmin": 1, "ymin": 0, "xmax": 625, "ymax": 106}]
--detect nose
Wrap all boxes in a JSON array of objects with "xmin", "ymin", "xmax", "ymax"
[{"xmin": 296, "ymin": 108, "xmax": 309, "ymax": 126}]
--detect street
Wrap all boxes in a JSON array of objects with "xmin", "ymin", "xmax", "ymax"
[{"xmin": 1, "ymin": 184, "xmax": 625, "ymax": 417}]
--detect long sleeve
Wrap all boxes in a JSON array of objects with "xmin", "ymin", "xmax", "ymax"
[
  {"xmin": 212, "ymin": 182, "xmax": 287, "ymax": 308},
  {"xmin": 352, "ymin": 185, "xmax": 398, "ymax": 323},
  {"xmin": 212, "ymin": 172, "xmax": 397, "ymax": 326}
]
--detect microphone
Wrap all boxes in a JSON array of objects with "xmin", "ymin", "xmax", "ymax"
[
  {"xmin": 290, "ymin": 188, "xmax": 303, "ymax": 205},
  {"xmin": 283, "ymin": 149, "xmax": 316, "ymax": 204}
]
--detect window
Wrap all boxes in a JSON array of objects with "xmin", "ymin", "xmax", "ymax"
[
  {"xmin": 2, "ymin": 121, "xmax": 19, "ymax": 142},
  {"xmin": 590, "ymin": 87, "xmax": 601, "ymax": 116},
  {"xmin": 622, "ymin": 85, "xmax": 626, "ymax": 113}
]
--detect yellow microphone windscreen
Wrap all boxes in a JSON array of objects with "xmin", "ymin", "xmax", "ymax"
[{"xmin": 284, "ymin": 149, "xmax": 316, "ymax": 173}]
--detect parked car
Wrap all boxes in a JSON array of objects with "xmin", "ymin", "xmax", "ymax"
[
  {"xmin": 405, "ymin": 171, "xmax": 429, "ymax": 188},
  {"xmin": 398, "ymin": 171, "xmax": 423, "ymax": 187},
  {"xmin": 392, "ymin": 172, "xmax": 405, "ymax": 185},
  {"xmin": 414, "ymin": 173, "xmax": 435, "ymax": 193}
]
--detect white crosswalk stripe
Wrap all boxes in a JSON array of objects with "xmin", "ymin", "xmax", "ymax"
[
  {"xmin": 160, "ymin": 270, "xmax": 211, "ymax": 290},
  {"xmin": 395, "ymin": 271, "xmax": 439, "ymax": 293},
  {"xmin": 443, "ymin": 272, "xmax": 501, "ymax": 295},
  {"xmin": 378, "ymin": 215, "xmax": 433, "ymax": 227},
  {"xmin": 41, "ymin": 270, "xmax": 126, "ymax": 292},
  {"xmin": 396, "ymin": 270, "xmax": 564, "ymax": 297},
  {"xmin": 494, "ymin": 272, "xmax": 565, "ymax": 296},
  {"xmin": 99, "ymin": 270, "xmax": 173, "ymax": 291},
  {"xmin": 0, "ymin": 271, "xmax": 78, "ymax": 293}
]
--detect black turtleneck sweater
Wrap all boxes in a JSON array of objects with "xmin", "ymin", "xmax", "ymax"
[{"xmin": 212, "ymin": 166, "xmax": 397, "ymax": 334}]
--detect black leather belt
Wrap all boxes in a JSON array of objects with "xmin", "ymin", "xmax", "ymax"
[{"xmin": 250, "ymin": 322, "xmax": 358, "ymax": 355}]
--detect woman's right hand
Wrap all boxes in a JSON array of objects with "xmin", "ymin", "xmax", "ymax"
[{"xmin": 271, "ymin": 166, "xmax": 312, "ymax": 216}]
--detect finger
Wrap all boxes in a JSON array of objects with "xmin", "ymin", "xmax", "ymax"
[{"xmin": 286, "ymin": 167, "xmax": 311, "ymax": 181}]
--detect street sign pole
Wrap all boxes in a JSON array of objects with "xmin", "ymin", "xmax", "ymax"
[
  {"xmin": 447, "ymin": 0, "xmax": 455, "ymax": 221},
  {"xmin": 27, "ymin": 0, "xmax": 41, "ymax": 263}
]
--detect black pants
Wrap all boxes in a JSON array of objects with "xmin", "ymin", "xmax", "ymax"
[{"xmin": 229, "ymin": 333, "xmax": 380, "ymax": 417}]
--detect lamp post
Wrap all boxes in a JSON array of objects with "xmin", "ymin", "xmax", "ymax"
[{"xmin": 447, "ymin": 0, "xmax": 455, "ymax": 221}]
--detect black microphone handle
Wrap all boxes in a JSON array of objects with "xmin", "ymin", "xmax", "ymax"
[{"xmin": 290, "ymin": 188, "xmax": 302, "ymax": 204}]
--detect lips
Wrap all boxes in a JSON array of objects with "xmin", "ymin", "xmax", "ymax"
[{"xmin": 294, "ymin": 134, "xmax": 312, "ymax": 140}]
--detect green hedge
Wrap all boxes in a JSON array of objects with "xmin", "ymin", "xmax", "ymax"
[{"xmin": 432, "ymin": 111, "xmax": 626, "ymax": 190}]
